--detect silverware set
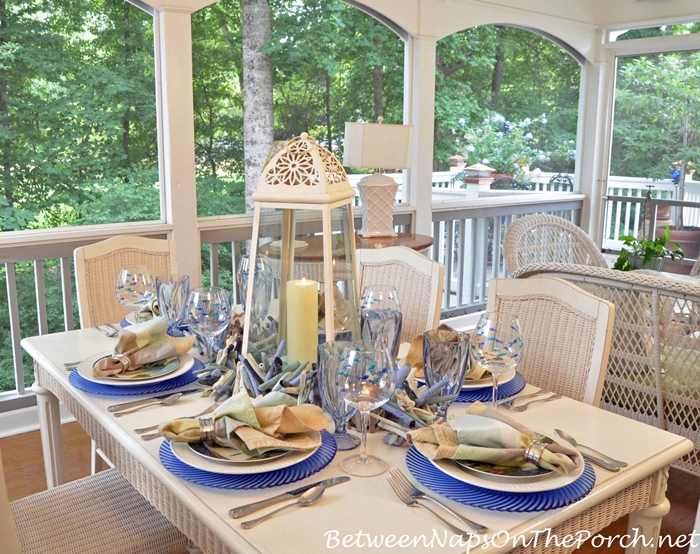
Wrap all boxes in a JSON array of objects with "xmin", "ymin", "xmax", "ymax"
[
  {"xmin": 387, "ymin": 469, "xmax": 487, "ymax": 536},
  {"xmin": 498, "ymin": 389, "xmax": 562, "ymax": 411},
  {"xmin": 93, "ymin": 324, "xmax": 120, "ymax": 337},
  {"xmin": 230, "ymin": 476, "xmax": 350, "ymax": 527},
  {"xmin": 554, "ymin": 429, "xmax": 627, "ymax": 472}
]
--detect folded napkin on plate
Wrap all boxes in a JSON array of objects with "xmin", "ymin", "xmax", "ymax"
[
  {"xmin": 159, "ymin": 392, "xmax": 328, "ymax": 458},
  {"xmin": 407, "ymin": 325, "xmax": 486, "ymax": 380},
  {"xmin": 93, "ymin": 317, "xmax": 195, "ymax": 377},
  {"xmin": 406, "ymin": 401, "xmax": 581, "ymax": 474}
]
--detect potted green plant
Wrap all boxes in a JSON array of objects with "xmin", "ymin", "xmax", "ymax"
[{"xmin": 613, "ymin": 226, "xmax": 684, "ymax": 272}]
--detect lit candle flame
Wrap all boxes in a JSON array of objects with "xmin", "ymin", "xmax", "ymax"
[{"xmin": 302, "ymin": 276, "xmax": 307, "ymax": 285}]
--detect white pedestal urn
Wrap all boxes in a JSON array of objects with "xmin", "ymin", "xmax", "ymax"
[{"xmin": 357, "ymin": 172, "xmax": 399, "ymax": 238}]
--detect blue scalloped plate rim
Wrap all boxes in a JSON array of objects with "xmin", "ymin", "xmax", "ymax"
[
  {"xmin": 406, "ymin": 446, "xmax": 595, "ymax": 512},
  {"xmin": 69, "ymin": 359, "xmax": 203, "ymax": 396},
  {"xmin": 455, "ymin": 372, "xmax": 526, "ymax": 403},
  {"xmin": 159, "ymin": 429, "xmax": 337, "ymax": 489}
]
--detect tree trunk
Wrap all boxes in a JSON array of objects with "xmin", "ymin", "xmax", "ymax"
[
  {"xmin": 122, "ymin": 2, "xmax": 131, "ymax": 168},
  {"xmin": 490, "ymin": 25, "xmax": 507, "ymax": 110},
  {"xmin": 325, "ymin": 72, "xmax": 332, "ymax": 150},
  {"xmin": 0, "ymin": 0, "xmax": 11, "ymax": 206},
  {"xmin": 373, "ymin": 63, "xmax": 383, "ymax": 122},
  {"xmin": 241, "ymin": 0, "xmax": 274, "ymax": 214}
]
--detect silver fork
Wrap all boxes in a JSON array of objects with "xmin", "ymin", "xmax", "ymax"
[
  {"xmin": 136, "ymin": 402, "xmax": 219, "ymax": 439},
  {"xmin": 387, "ymin": 474, "xmax": 472, "ymax": 538},
  {"xmin": 93, "ymin": 325, "xmax": 118, "ymax": 337},
  {"xmin": 498, "ymin": 389, "xmax": 549, "ymax": 409},
  {"xmin": 512, "ymin": 394, "xmax": 562, "ymax": 412},
  {"xmin": 390, "ymin": 470, "xmax": 488, "ymax": 534}
]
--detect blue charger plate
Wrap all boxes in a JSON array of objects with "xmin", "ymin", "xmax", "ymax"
[
  {"xmin": 405, "ymin": 446, "xmax": 595, "ymax": 512},
  {"xmin": 69, "ymin": 358, "xmax": 203, "ymax": 396},
  {"xmin": 159, "ymin": 429, "xmax": 337, "ymax": 489},
  {"xmin": 455, "ymin": 372, "xmax": 526, "ymax": 403}
]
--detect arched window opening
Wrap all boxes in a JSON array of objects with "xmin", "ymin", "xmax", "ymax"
[{"xmin": 434, "ymin": 25, "xmax": 581, "ymax": 188}]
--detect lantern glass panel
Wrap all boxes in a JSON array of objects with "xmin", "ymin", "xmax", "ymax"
[{"xmin": 246, "ymin": 204, "xmax": 359, "ymax": 362}]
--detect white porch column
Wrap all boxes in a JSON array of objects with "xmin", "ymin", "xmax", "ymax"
[
  {"xmin": 576, "ymin": 44, "xmax": 614, "ymax": 247},
  {"xmin": 146, "ymin": 0, "xmax": 217, "ymax": 286},
  {"xmin": 405, "ymin": 35, "xmax": 437, "ymax": 236}
]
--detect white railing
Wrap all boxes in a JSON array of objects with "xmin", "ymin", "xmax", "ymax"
[{"xmin": 430, "ymin": 193, "xmax": 585, "ymax": 318}]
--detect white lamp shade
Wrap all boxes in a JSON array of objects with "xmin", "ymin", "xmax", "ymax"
[{"xmin": 343, "ymin": 122, "xmax": 413, "ymax": 170}]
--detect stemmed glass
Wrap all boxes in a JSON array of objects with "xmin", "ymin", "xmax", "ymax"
[
  {"xmin": 338, "ymin": 340, "xmax": 397, "ymax": 477},
  {"xmin": 186, "ymin": 287, "xmax": 232, "ymax": 363},
  {"xmin": 360, "ymin": 286, "xmax": 403, "ymax": 361},
  {"xmin": 156, "ymin": 274, "xmax": 190, "ymax": 336},
  {"xmin": 470, "ymin": 312, "xmax": 524, "ymax": 408},
  {"xmin": 237, "ymin": 256, "xmax": 274, "ymax": 339},
  {"xmin": 116, "ymin": 266, "xmax": 156, "ymax": 320},
  {"xmin": 318, "ymin": 341, "xmax": 360, "ymax": 451},
  {"xmin": 422, "ymin": 330, "xmax": 472, "ymax": 421}
]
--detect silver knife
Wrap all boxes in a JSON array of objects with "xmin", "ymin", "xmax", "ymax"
[
  {"xmin": 229, "ymin": 476, "xmax": 350, "ymax": 519},
  {"xmin": 107, "ymin": 388, "xmax": 203, "ymax": 412}
]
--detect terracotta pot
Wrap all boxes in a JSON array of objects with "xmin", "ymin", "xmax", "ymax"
[
  {"xmin": 646, "ymin": 204, "xmax": 672, "ymax": 220},
  {"xmin": 655, "ymin": 226, "xmax": 700, "ymax": 260}
]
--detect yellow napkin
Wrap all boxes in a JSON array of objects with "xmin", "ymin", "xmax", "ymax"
[
  {"xmin": 406, "ymin": 401, "xmax": 581, "ymax": 474},
  {"xmin": 160, "ymin": 392, "xmax": 328, "ymax": 458}
]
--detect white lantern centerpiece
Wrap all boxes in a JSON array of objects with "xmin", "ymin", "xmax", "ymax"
[{"xmin": 242, "ymin": 133, "xmax": 360, "ymax": 366}]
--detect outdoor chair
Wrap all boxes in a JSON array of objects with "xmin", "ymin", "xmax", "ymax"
[
  {"xmin": 547, "ymin": 172, "xmax": 574, "ymax": 192},
  {"xmin": 503, "ymin": 213, "xmax": 607, "ymax": 274},
  {"xmin": 74, "ymin": 235, "xmax": 178, "ymax": 328},
  {"xmin": 691, "ymin": 257, "xmax": 700, "ymax": 278},
  {"xmin": 357, "ymin": 246, "xmax": 444, "ymax": 343},
  {"xmin": 0, "ymin": 449, "xmax": 188, "ymax": 554},
  {"xmin": 486, "ymin": 277, "xmax": 614, "ymax": 406},
  {"xmin": 512, "ymin": 262, "xmax": 700, "ymax": 477},
  {"xmin": 490, "ymin": 175, "xmax": 531, "ymax": 191}
]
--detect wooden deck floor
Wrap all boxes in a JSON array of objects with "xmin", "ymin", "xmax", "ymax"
[{"xmin": 1, "ymin": 422, "xmax": 698, "ymax": 553}]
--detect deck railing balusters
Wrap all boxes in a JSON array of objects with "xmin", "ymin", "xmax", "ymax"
[
  {"xmin": 60, "ymin": 257, "xmax": 74, "ymax": 332},
  {"xmin": 5, "ymin": 263, "xmax": 25, "ymax": 395},
  {"xmin": 209, "ymin": 243, "xmax": 219, "ymax": 287},
  {"xmin": 34, "ymin": 260, "xmax": 48, "ymax": 336}
]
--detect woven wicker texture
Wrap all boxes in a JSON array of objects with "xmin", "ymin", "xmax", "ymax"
[
  {"xmin": 75, "ymin": 237, "xmax": 176, "ymax": 328},
  {"xmin": 35, "ymin": 365, "xmax": 233, "ymax": 554},
  {"xmin": 513, "ymin": 263, "xmax": 700, "ymax": 477},
  {"xmin": 503, "ymin": 214, "xmax": 608, "ymax": 274},
  {"xmin": 691, "ymin": 258, "xmax": 700, "ymax": 278},
  {"xmin": 359, "ymin": 259, "xmax": 435, "ymax": 343},
  {"xmin": 491, "ymin": 293, "xmax": 598, "ymax": 402},
  {"xmin": 508, "ymin": 475, "xmax": 653, "ymax": 554},
  {"xmin": 9, "ymin": 468, "xmax": 188, "ymax": 554}
]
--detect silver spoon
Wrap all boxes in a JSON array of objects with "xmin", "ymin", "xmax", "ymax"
[
  {"xmin": 114, "ymin": 393, "xmax": 183, "ymax": 417},
  {"xmin": 240, "ymin": 486, "xmax": 325, "ymax": 529},
  {"xmin": 554, "ymin": 429, "xmax": 628, "ymax": 467}
]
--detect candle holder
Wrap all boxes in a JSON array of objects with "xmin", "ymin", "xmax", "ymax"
[{"xmin": 242, "ymin": 133, "xmax": 361, "ymax": 365}]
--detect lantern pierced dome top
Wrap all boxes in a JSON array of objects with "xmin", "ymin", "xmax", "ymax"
[{"xmin": 254, "ymin": 132, "xmax": 355, "ymax": 204}]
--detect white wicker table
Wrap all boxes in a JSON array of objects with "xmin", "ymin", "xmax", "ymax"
[{"xmin": 22, "ymin": 329, "xmax": 693, "ymax": 554}]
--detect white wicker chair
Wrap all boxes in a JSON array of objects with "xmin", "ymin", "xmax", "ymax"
[
  {"xmin": 74, "ymin": 235, "xmax": 178, "ymax": 328},
  {"xmin": 502, "ymin": 214, "xmax": 607, "ymax": 274},
  {"xmin": 512, "ymin": 262, "xmax": 700, "ymax": 477},
  {"xmin": 486, "ymin": 277, "xmax": 614, "ymax": 406},
  {"xmin": 0, "ymin": 448, "xmax": 188, "ymax": 554},
  {"xmin": 356, "ymin": 246, "xmax": 444, "ymax": 343},
  {"xmin": 691, "ymin": 257, "xmax": 700, "ymax": 278}
]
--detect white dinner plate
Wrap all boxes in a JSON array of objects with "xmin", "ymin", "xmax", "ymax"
[
  {"xmin": 125, "ymin": 311, "xmax": 154, "ymax": 325},
  {"xmin": 429, "ymin": 431, "xmax": 584, "ymax": 493},
  {"xmin": 461, "ymin": 367, "xmax": 516, "ymax": 390},
  {"xmin": 169, "ymin": 431, "xmax": 321, "ymax": 475},
  {"xmin": 77, "ymin": 352, "xmax": 195, "ymax": 387}
]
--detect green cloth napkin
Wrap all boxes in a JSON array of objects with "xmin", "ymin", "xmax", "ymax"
[
  {"xmin": 406, "ymin": 401, "xmax": 581, "ymax": 474},
  {"xmin": 93, "ymin": 317, "xmax": 194, "ymax": 377},
  {"xmin": 160, "ymin": 392, "xmax": 327, "ymax": 458}
]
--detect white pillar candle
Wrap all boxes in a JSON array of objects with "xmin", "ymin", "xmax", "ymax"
[{"xmin": 286, "ymin": 277, "xmax": 319, "ymax": 365}]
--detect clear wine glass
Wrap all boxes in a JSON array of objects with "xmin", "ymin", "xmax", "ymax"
[
  {"xmin": 186, "ymin": 287, "xmax": 232, "ymax": 363},
  {"xmin": 422, "ymin": 329, "xmax": 472, "ymax": 421},
  {"xmin": 115, "ymin": 266, "xmax": 156, "ymax": 319},
  {"xmin": 470, "ymin": 312, "xmax": 524, "ymax": 408},
  {"xmin": 237, "ymin": 256, "xmax": 274, "ymax": 325},
  {"xmin": 156, "ymin": 274, "xmax": 190, "ymax": 336},
  {"xmin": 318, "ymin": 341, "xmax": 360, "ymax": 451},
  {"xmin": 338, "ymin": 340, "xmax": 396, "ymax": 477},
  {"xmin": 360, "ymin": 286, "xmax": 403, "ymax": 361}
]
